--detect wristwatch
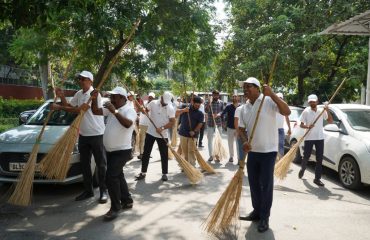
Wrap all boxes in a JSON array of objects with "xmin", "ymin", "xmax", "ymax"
[
  {"xmin": 114, "ymin": 109, "xmax": 119, "ymax": 115},
  {"xmin": 161, "ymin": 126, "xmax": 165, "ymax": 130}
]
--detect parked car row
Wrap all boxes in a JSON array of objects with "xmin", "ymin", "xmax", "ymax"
[{"xmin": 287, "ymin": 104, "xmax": 370, "ymax": 190}]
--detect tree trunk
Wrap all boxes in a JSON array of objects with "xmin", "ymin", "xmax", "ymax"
[{"xmin": 38, "ymin": 51, "xmax": 49, "ymax": 100}]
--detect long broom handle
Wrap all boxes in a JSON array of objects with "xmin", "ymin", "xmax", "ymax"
[
  {"xmin": 36, "ymin": 50, "xmax": 77, "ymax": 142},
  {"xmin": 81, "ymin": 19, "xmax": 140, "ymax": 109},
  {"xmin": 300, "ymin": 78, "xmax": 346, "ymax": 140}
]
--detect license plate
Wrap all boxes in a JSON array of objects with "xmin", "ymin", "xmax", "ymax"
[{"xmin": 9, "ymin": 162, "xmax": 41, "ymax": 172}]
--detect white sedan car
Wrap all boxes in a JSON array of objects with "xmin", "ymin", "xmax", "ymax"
[{"xmin": 289, "ymin": 104, "xmax": 370, "ymax": 189}]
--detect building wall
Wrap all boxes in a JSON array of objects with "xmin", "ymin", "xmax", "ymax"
[{"xmin": 0, "ymin": 84, "xmax": 76, "ymax": 100}]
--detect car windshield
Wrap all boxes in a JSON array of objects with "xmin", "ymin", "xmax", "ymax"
[
  {"xmin": 26, "ymin": 102, "xmax": 77, "ymax": 126},
  {"xmin": 343, "ymin": 109, "xmax": 370, "ymax": 131},
  {"xmin": 289, "ymin": 108, "xmax": 303, "ymax": 122}
]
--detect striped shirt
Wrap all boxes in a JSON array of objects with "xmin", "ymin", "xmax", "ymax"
[{"xmin": 205, "ymin": 100, "xmax": 224, "ymax": 127}]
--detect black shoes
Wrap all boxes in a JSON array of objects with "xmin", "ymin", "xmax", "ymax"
[
  {"xmin": 257, "ymin": 219, "xmax": 269, "ymax": 233},
  {"xmin": 99, "ymin": 190, "xmax": 108, "ymax": 204},
  {"xmin": 137, "ymin": 154, "xmax": 143, "ymax": 159},
  {"xmin": 239, "ymin": 211, "xmax": 260, "ymax": 222},
  {"xmin": 298, "ymin": 169, "xmax": 304, "ymax": 179},
  {"xmin": 313, "ymin": 179, "xmax": 325, "ymax": 187},
  {"xmin": 75, "ymin": 191, "xmax": 94, "ymax": 201},
  {"xmin": 198, "ymin": 144, "xmax": 204, "ymax": 148},
  {"xmin": 103, "ymin": 209, "xmax": 119, "ymax": 221},
  {"xmin": 161, "ymin": 174, "xmax": 168, "ymax": 181},
  {"xmin": 228, "ymin": 157, "xmax": 233, "ymax": 163},
  {"xmin": 135, "ymin": 173, "xmax": 146, "ymax": 181},
  {"xmin": 208, "ymin": 157, "xmax": 213, "ymax": 162}
]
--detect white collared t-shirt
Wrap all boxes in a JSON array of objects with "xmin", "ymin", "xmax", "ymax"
[
  {"xmin": 239, "ymin": 94, "xmax": 278, "ymax": 153},
  {"xmin": 70, "ymin": 86, "xmax": 105, "ymax": 136},
  {"xmin": 300, "ymin": 107, "xmax": 328, "ymax": 141},
  {"xmin": 102, "ymin": 103, "xmax": 137, "ymax": 152},
  {"xmin": 146, "ymin": 100, "xmax": 175, "ymax": 138}
]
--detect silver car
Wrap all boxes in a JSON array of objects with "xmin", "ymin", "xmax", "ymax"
[{"xmin": 0, "ymin": 98, "xmax": 97, "ymax": 184}]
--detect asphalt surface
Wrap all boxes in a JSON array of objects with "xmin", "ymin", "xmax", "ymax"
[{"xmin": 1, "ymin": 132, "xmax": 370, "ymax": 240}]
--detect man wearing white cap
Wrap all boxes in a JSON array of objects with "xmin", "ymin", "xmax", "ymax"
[
  {"xmin": 91, "ymin": 87, "xmax": 137, "ymax": 221},
  {"xmin": 298, "ymin": 94, "xmax": 333, "ymax": 187},
  {"xmin": 137, "ymin": 92, "xmax": 155, "ymax": 159},
  {"xmin": 52, "ymin": 70, "xmax": 108, "ymax": 203},
  {"xmin": 276, "ymin": 93, "xmax": 291, "ymax": 158},
  {"xmin": 238, "ymin": 77, "xmax": 290, "ymax": 232},
  {"xmin": 135, "ymin": 91, "xmax": 176, "ymax": 181}
]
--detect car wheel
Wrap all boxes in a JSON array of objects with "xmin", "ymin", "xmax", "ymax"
[
  {"xmin": 339, "ymin": 156, "xmax": 362, "ymax": 190},
  {"xmin": 290, "ymin": 139, "xmax": 302, "ymax": 164}
]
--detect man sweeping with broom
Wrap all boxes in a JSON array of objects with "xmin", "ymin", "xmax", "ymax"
[
  {"xmin": 135, "ymin": 91, "xmax": 176, "ymax": 182},
  {"xmin": 238, "ymin": 77, "xmax": 290, "ymax": 233},
  {"xmin": 176, "ymin": 95, "xmax": 204, "ymax": 167},
  {"xmin": 90, "ymin": 87, "xmax": 136, "ymax": 221},
  {"xmin": 52, "ymin": 70, "xmax": 108, "ymax": 203}
]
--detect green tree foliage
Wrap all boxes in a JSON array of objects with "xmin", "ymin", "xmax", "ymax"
[{"xmin": 218, "ymin": 0, "xmax": 370, "ymax": 104}]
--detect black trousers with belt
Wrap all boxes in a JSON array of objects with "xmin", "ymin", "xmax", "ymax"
[
  {"xmin": 247, "ymin": 151, "xmax": 277, "ymax": 220},
  {"xmin": 106, "ymin": 149, "xmax": 133, "ymax": 212},
  {"xmin": 78, "ymin": 135, "xmax": 107, "ymax": 194},
  {"xmin": 141, "ymin": 133, "xmax": 168, "ymax": 174}
]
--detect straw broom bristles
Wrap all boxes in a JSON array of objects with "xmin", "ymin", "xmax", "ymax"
[
  {"xmin": 7, "ymin": 144, "xmax": 39, "ymax": 206},
  {"xmin": 193, "ymin": 141, "xmax": 215, "ymax": 174},
  {"xmin": 212, "ymin": 127, "xmax": 227, "ymax": 160},
  {"xmin": 274, "ymin": 77, "xmax": 347, "ymax": 180},
  {"xmin": 169, "ymin": 144, "xmax": 203, "ymax": 184},
  {"xmin": 39, "ymin": 111, "xmax": 84, "ymax": 179},
  {"xmin": 203, "ymin": 164, "xmax": 244, "ymax": 234},
  {"xmin": 274, "ymin": 137, "xmax": 304, "ymax": 179},
  {"xmin": 171, "ymin": 119, "xmax": 178, "ymax": 147}
]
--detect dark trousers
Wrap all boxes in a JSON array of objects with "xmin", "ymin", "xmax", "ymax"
[
  {"xmin": 78, "ymin": 135, "xmax": 107, "ymax": 194},
  {"xmin": 301, "ymin": 140, "xmax": 324, "ymax": 180},
  {"xmin": 247, "ymin": 151, "xmax": 276, "ymax": 220},
  {"xmin": 198, "ymin": 122, "xmax": 205, "ymax": 146},
  {"xmin": 106, "ymin": 149, "xmax": 132, "ymax": 212},
  {"xmin": 141, "ymin": 133, "xmax": 168, "ymax": 174}
]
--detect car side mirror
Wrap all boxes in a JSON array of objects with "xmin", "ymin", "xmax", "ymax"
[{"xmin": 324, "ymin": 124, "xmax": 340, "ymax": 132}]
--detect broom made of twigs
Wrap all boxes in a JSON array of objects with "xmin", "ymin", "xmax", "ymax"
[
  {"xmin": 184, "ymin": 93, "xmax": 215, "ymax": 174},
  {"xmin": 7, "ymin": 52, "xmax": 77, "ymax": 206},
  {"xmin": 204, "ymin": 53, "xmax": 278, "ymax": 234},
  {"xmin": 208, "ymin": 95, "xmax": 227, "ymax": 160},
  {"xmin": 122, "ymin": 83, "xmax": 203, "ymax": 184},
  {"xmin": 274, "ymin": 78, "xmax": 347, "ymax": 180},
  {"xmin": 39, "ymin": 19, "xmax": 141, "ymax": 180}
]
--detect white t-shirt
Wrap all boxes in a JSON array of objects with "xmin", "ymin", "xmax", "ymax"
[
  {"xmin": 146, "ymin": 100, "xmax": 175, "ymax": 138},
  {"xmin": 239, "ymin": 94, "xmax": 279, "ymax": 152},
  {"xmin": 102, "ymin": 103, "xmax": 137, "ymax": 152},
  {"xmin": 70, "ymin": 86, "xmax": 105, "ymax": 136},
  {"xmin": 199, "ymin": 104, "xmax": 205, "ymax": 115},
  {"xmin": 300, "ymin": 107, "xmax": 328, "ymax": 141},
  {"xmin": 139, "ymin": 101, "xmax": 151, "ymax": 126},
  {"xmin": 276, "ymin": 113, "xmax": 285, "ymax": 129},
  {"xmin": 234, "ymin": 105, "xmax": 243, "ymax": 119}
]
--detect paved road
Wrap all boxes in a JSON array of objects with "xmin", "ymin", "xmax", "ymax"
[{"xmin": 1, "ymin": 133, "xmax": 370, "ymax": 240}]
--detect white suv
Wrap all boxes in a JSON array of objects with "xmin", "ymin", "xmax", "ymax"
[{"xmin": 289, "ymin": 104, "xmax": 370, "ymax": 189}]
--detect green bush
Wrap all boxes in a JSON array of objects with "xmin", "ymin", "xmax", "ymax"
[
  {"xmin": 0, "ymin": 118, "xmax": 18, "ymax": 125},
  {"xmin": 0, "ymin": 124, "xmax": 16, "ymax": 133},
  {"xmin": 0, "ymin": 97, "xmax": 43, "ymax": 118}
]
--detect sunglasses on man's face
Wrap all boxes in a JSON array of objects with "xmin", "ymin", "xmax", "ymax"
[{"xmin": 79, "ymin": 77, "xmax": 90, "ymax": 82}]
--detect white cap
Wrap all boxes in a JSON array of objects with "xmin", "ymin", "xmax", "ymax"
[
  {"xmin": 79, "ymin": 70, "xmax": 93, "ymax": 81},
  {"xmin": 148, "ymin": 92, "xmax": 155, "ymax": 98},
  {"xmin": 276, "ymin": 92, "xmax": 283, "ymax": 99},
  {"xmin": 162, "ymin": 91, "xmax": 172, "ymax": 104},
  {"xmin": 107, "ymin": 86, "xmax": 127, "ymax": 97},
  {"xmin": 308, "ymin": 94, "xmax": 318, "ymax": 103},
  {"xmin": 239, "ymin": 77, "xmax": 261, "ymax": 88}
]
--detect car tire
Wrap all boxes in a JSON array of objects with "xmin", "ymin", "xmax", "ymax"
[
  {"xmin": 339, "ymin": 156, "xmax": 362, "ymax": 190},
  {"xmin": 290, "ymin": 139, "xmax": 302, "ymax": 164}
]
